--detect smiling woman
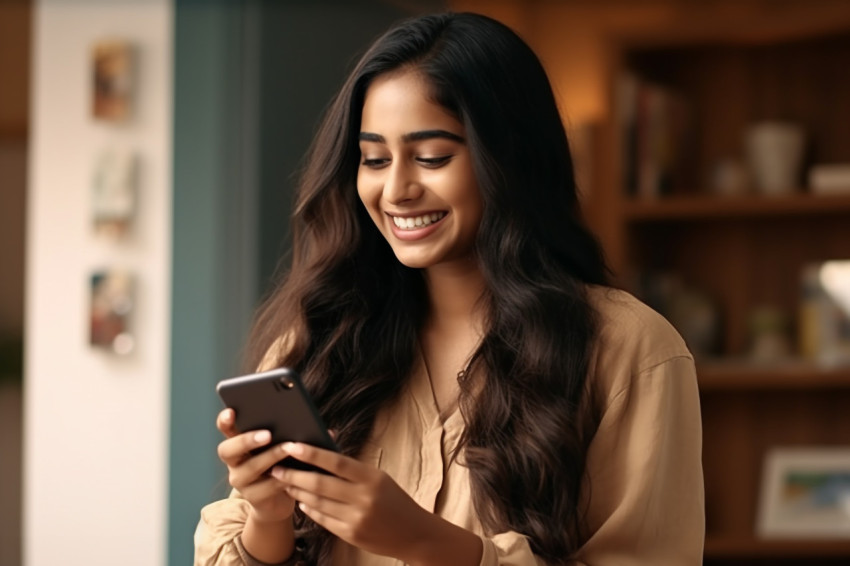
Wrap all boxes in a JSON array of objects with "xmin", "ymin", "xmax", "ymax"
[{"xmin": 195, "ymin": 11, "xmax": 704, "ymax": 566}]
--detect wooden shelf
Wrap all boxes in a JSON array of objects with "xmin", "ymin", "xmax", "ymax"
[
  {"xmin": 623, "ymin": 193, "xmax": 850, "ymax": 222},
  {"xmin": 697, "ymin": 360, "xmax": 850, "ymax": 391},
  {"xmin": 705, "ymin": 536, "xmax": 850, "ymax": 559}
]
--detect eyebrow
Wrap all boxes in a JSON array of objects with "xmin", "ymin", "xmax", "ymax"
[{"xmin": 358, "ymin": 129, "xmax": 465, "ymax": 144}]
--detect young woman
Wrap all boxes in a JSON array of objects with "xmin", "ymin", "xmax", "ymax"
[{"xmin": 195, "ymin": 12, "xmax": 704, "ymax": 566}]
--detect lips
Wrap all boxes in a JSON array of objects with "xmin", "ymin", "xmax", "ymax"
[{"xmin": 386, "ymin": 211, "xmax": 447, "ymax": 241}]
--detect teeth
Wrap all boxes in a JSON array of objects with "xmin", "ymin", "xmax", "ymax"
[{"xmin": 392, "ymin": 212, "xmax": 446, "ymax": 230}]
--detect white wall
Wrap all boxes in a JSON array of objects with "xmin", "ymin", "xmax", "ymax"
[{"xmin": 24, "ymin": 1, "xmax": 173, "ymax": 564}]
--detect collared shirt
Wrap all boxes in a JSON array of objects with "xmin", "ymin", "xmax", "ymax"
[{"xmin": 195, "ymin": 287, "xmax": 705, "ymax": 565}]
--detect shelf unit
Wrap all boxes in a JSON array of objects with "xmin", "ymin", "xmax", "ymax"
[{"xmin": 584, "ymin": 3, "xmax": 850, "ymax": 564}]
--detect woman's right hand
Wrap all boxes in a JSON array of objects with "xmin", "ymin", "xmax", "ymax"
[{"xmin": 216, "ymin": 408, "xmax": 296, "ymax": 524}]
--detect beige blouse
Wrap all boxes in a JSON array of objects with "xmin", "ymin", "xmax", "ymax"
[{"xmin": 194, "ymin": 287, "xmax": 705, "ymax": 565}]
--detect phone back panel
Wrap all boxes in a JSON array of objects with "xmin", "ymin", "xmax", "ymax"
[{"xmin": 216, "ymin": 367, "xmax": 338, "ymax": 471}]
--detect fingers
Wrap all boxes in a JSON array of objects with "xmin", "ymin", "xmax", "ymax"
[
  {"xmin": 272, "ymin": 465, "xmax": 351, "ymax": 505},
  {"xmin": 280, "ymin": 443, "xmax": 363, "ymax": 482},
  {"xmin": 225, "ymin": 444, "xmax": 291, "ymax": 489},
  {"xmin": 216, "ymin": 409, "xmax": 238, "ymax": 437},
  {"xmin": 217, "ymin": 429, "xmax": 271, "ymax": 465}
]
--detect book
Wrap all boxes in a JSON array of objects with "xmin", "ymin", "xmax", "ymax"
[{"xmin": 617, "ymin": 72, "xmax": 691, "ymax": 199}]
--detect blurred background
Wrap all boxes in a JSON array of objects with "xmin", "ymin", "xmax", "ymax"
[{"xmin": 2, "ymin": 0, "xmax": 850, "ymax": 565}]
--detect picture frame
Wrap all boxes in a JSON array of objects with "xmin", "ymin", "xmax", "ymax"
[
  {"xmin": 91, "ymin": 39, "xmax": 134, "ymax": 122},
  {"xmin": 89, "ymin": 270, "xmax": 135, "ymax": 355},
  {"xmin": 757, "ymin": 447, "xmax": 850, "ymax": 539},
  {"xmin": 91, "ymin": 148, "xmax": 137, "ymax": 238}
]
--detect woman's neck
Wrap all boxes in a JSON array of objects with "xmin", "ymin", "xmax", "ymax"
[
  {"xmin": 423, "ymin": 258, "xmax": 487, "ymax": 330},
  {"xmin": 425, "ymin": 261, "xmax": 486, "ymax": 332}
]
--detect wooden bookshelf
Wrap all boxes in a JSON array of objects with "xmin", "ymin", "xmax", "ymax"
[
  {"xmin": 705, "ymin": 536, "xmax": 850, "ymax": 561},
  {"xmin": 624, "ymin": 193, "xmax": 850, "ymax": 222},
  {"xmin": 595, "ymin": 4, "xmax": 850, "ymax": 565},
  {"xmin": 697, "ymin": 361, "xmax": 850, "ymax": 391}
]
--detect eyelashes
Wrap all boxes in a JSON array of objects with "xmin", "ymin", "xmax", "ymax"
[
  {"xmin": 361, "ymin": 158, "xmax": 390, "ymax": 168},
  {"xmin": 360, "ymin": 155, "xmax": 453, "ymax": 169}
]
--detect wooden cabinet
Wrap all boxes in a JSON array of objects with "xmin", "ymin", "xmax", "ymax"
[{"xmin": 587, "ymin": 6, "xmax": 850, "ymax": 564}]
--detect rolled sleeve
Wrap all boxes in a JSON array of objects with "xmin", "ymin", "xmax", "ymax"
[{"xmin": 194, "ymin": 492, "xmax": 301, "ymax": 566}]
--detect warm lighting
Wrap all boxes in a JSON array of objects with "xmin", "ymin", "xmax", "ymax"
[{"xmin": 819, "ymin": 261, "xmax": 850, "ymax": 317}]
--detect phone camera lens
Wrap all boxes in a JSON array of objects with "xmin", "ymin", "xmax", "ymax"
[{"xmin": 280, "ymin": 377, "xmax": 295, "ymax": 389}]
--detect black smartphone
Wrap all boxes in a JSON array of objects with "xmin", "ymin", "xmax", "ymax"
[{"xmin": 216, "ymin": 367, "xmax": 338, "ymax": 473}]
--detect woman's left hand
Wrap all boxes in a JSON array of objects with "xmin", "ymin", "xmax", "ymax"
[{"xmin": 270, "ymin": 442, "xmax": 435, "ymax": 562}]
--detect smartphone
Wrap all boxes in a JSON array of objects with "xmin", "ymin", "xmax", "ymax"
[{"xmin": 216, "ymin": 367, "xmax": 338, "ymax": 473}]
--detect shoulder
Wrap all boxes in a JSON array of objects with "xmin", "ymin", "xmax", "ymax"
[{"xmin": 585, "ymin": 285, "xmax": 694, "ymax": 401}]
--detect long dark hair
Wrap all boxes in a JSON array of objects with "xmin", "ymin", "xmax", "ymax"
[{"xmin": 245, "ymin": 12, "xmax": 608, "ymax": 564}]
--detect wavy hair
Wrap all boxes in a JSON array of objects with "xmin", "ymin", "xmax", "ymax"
[{"xmin": 244, "ymin": 12, "xmax": 609, "ymax": 564}]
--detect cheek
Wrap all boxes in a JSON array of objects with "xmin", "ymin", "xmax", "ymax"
[{"xmin": 356, "ymin": 177, "xmax": 383, "ymax": 225}]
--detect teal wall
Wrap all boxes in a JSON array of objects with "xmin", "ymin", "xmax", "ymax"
[
  {"xmin": 170, "ymin": 1, "xmax": 255, "ymax": 565},
  {"xmin": 168, "ymin": 2, "xmax": 442, "ymax": 564}
]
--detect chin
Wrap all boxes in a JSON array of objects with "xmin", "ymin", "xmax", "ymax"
[
  {"xmin": 393, "ymin": 256, "xmax": 433, "ymax": 269},
  {"xmin": 390, "ymin": 249, "xmax": 439, "ymax": 270}
]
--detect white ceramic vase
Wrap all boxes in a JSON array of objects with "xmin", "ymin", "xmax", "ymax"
[{"xmin": 745, "ymin": 121, "xmax": 806, "ymax": 195}]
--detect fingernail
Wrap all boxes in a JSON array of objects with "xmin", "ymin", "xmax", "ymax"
[
  {"xmin": 254, "ymin": 430, "xmax": 271, "ymax": 444},
  {"xmin": 222, "ymin": 409, "xmax": 233, "ymax": 422},
  {"xmin": 270, "ymin": 466, "xmax": 284, "ymax": 480}
]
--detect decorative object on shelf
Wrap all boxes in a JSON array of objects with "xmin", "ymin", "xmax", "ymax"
[
  {"xmin": 89, "ymin": 270, "xmax": 135, "ymax": 355},
  {"xmin": 639, "ymin": 272, "xmax": 719, "ymax": 359},
  {"xmin": 757, "ymin": 447, "xmax": 850, "ymax": 539},
  {"xmin": 748, "ymin": 305, "xmax": 791, "ymax": 362},
  {"xmin": 808, "ymin": 164, "xmax": 850, "ymax": 195},
  {"xmin": 91, "ymin": 148, "xmax": 137, "ymax": 238},
  {"xmin": 91, "ymin": 39, "xmax": 134, "ymax": 122},
  {"xmin": 745, "ymin": 121, "xmax": 806, "ymax": 196},
  {"xmin": 799, "ymin": 261, "xmax": 850, "ymax": 367},
  {"xmin": 711, "ymin": 156, "xmax": 750, "ymax": 197}
]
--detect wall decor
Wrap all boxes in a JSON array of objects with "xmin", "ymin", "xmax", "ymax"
[
  {"xmin": 757, "ymin": 447, "xmax": 850, "ymax": 539},
  {"xmin": 91, "ymin": 39, "xmax": 134, "ymax": 122},
  {"xmin": 89, "ymin": 269, "xmax": 135, "ymax": 355},
  {"xmin": 91, "ymin": 148, "xmax": 137, "ymax": 237}
]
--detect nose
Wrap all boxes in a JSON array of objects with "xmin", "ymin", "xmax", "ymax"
[{"xmin": 383, "ymin": 160, "xmax": 423, "ymax": 205}]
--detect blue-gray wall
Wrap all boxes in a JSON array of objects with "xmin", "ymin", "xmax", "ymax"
[{"xmin": 169, "ymin": 2, "xmax": 442, "ymax": 564}]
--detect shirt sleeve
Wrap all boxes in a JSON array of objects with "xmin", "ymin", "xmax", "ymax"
[
  {"xmin": 573, "ymin": 354, "xmax": 705, "ymax": 565},
  {"xmin": 477, "ymin": 355, "xmax": 704, "ymax": 566},
  {"xmin": 194, "ymin": 491, "xmax": 301, "ymax": 566}
]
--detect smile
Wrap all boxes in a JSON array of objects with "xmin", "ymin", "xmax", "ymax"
[{"xmin": 391, "ymin": 212, "xmax": 446, "ymax": 231}]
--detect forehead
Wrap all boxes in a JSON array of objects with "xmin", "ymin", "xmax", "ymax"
[{"xmin": 360, "ymin": 70, "xmax": 461, "ymax": 132}]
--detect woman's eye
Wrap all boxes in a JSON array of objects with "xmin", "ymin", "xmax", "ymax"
[
  {"xmin": 416, "ymin": 155, "xmax": 452, "ymax": 168},
  {"xmin": 362, "ymin": 157, "xmax": 390, "ymax": 169}
]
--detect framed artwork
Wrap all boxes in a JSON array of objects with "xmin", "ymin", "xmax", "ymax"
[
  {"xmin": 92, "ymin": 40, "xmax": 134, "ymax": 122},
  {"xmin": 91, "ymin": 148, "xmax": 137, "ymax": 237},
  {"xmin": 757, "ymin": 447, "xmax": 850, "ymax": 539},
  {"xmin": 89, "ymin": 270, "xmax": 135, "ymax": 355}
]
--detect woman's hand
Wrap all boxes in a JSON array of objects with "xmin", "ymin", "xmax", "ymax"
[
  {"xmin": 270, "ymin": 443, "xmax": 481, "ymax": 565},
  {"xmin": 216, "ymin": 408, "xmax": 296, "ymax": 524}
]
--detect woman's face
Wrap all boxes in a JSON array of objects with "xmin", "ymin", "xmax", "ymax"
[{"xmin": 357, "ymin": 70, "xmax": 483, "ymax": 271}]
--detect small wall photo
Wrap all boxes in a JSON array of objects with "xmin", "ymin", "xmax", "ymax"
[
  {"xmin": 91, "ymin": 40, "xmax": 134, "ymax": 122},
  {"xmin": 758, "ymin": 447, "xmax": 850, "ymax": 539}
]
